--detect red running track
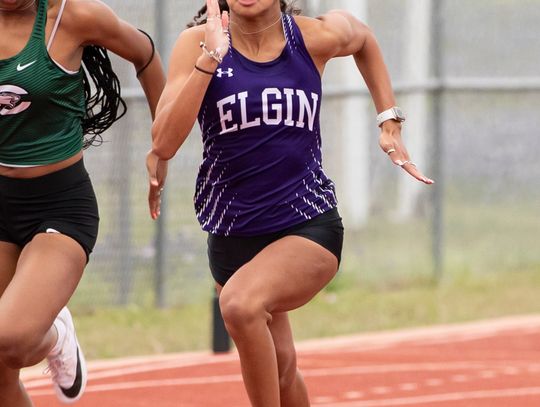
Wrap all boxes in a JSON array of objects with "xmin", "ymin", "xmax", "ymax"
[{"xmin": 23, "ymin": 315, "xmax": 540, "ymax": 407}]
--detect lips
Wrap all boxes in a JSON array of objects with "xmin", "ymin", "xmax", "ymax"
[{"xmin": 237, "ymin": 0, "xmax": 257, "ymax": 6}]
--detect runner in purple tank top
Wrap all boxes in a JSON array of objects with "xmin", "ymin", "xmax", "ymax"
[{"xmin": 148, "ymin": 0, "xmax": 433, "ymax": 405}]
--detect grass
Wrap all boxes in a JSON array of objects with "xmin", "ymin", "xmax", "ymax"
[
  {"xmin": 72, "ymin": 267, "xmax": 540, "ymax": 360},
  {"xmin": 67, "ymin": 188, "xmax": 540, "ymax": 359}
]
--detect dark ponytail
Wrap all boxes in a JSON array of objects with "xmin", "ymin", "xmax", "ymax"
[
  {"xmin": 81, "ymin": 46, "xmax": 127, "ymax": 149},
  {"xmin": 188, "ymin": 0, "xmax": 301, "ymax": 28}
]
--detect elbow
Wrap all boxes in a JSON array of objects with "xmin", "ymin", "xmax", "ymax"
[{"xmin": 151, "ymin": 124, "xmax": 177, "ymax": 161}]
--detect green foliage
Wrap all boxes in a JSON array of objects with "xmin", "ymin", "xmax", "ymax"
[{"xmin": 71, "ymin": 268, "xmax": 540, "ymax": 359}]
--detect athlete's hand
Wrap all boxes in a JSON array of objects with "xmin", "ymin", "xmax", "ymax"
[
  {"xmin": 379, "ymin": 121, "xmax": 434, "ymax": 185},
  {"xmin": 146, "ymin": 149, "xmax": 168, "ymax": 220},
  {"xmin": 203, "ymin": 0, "xmax": 230, "ymax": 62}
]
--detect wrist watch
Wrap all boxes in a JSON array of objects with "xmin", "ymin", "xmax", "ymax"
[{"xmin": 376, "ymin": 106, "xmax": 406, "ymax": 127}]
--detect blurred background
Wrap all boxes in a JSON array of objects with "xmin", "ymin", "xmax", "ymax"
[{"xmin": 74, "ymin": 0, "xmax": 540, "ymax": 358}]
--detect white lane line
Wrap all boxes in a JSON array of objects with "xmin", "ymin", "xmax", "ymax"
[
  {"xmin": 478, "ymin": 370, "xmax": 497, "ymax": 379},
  {"xmin": 502, "ymin": 367, "xmax": 520, "ymax": 375},
  {"xmin": 371, "ymin": 387, "xmax": 391, "ymax": 395},
  {"xmin": 344, "ymin": 391, "xmax": 365, "ymax": 399},
  {"xmin": 24, "ymin": 357, "xmax": 239, "ymax": 389},
  {"xmin": 425, "ymin": 378, "xmax": 443, "ymax": 387},
  {"xmin": 25, "ymin": 360, "xmax": 509, "ymax": 390},
  {"xmin": 311, "ymin": 387, "xmax": 540, "ymax": 406},
  {"xmin": 398, "ymin": 383, "xmax": 418, "ymax": 391},
  {"xmin": 28, "ymin": 373, "xmax": 244, "ymax": 397},
  {"xmin": 450, "ymin": 374, "xmax": 468, "ymax": 383},
  {"xmin": 297, "ymin": 315, "xmax": 540, "ymax": 354},
  {"xmin": 314, "ymin": 397, "xmax": 337, "ymax": 403}
]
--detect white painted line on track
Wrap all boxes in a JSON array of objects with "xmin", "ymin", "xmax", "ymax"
[
  {"xmin": 22, "ymin": 313, "xmax": 540, "ymax": 383},
  {"xmin": 27, "ymin": 360, "xmax": 540, "ymax": 393},
  {"xmin": 311, "ymin": 387, "xmax": 540, "ymax": 406},
  {"xmin": 425, "ymin": 378, "xmax": 443, "ymax": 387},
  {"xmin": 450, "ymin": 374, "xmax": 468, "ymax": 383},
  {"xmin": 297, "ymin": 315, "xmax": 540, "ymax": 354},
  {"xmin": 344, "ymin": 391, "xmax": 365, "ymax": 399},
  {"xmin": 398, "ymin": 383, "xmax": 418, "ymax": 391}
]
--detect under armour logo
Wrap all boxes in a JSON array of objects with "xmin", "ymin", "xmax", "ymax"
[{"xmin": 216, "ymin": 68, "xmax": 234, "ymax": 78}]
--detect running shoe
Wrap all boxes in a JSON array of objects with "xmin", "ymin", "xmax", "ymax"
[{"xmin": 45, "ymin": 307, "xmax": 87, "ymax": 403}]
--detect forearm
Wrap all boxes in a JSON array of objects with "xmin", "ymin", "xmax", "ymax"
[
  {"xmin": 151, "ymin": 56, "xmax": 217, "ymax": 160},
  {"xmin": 137, "ymin": 54, "xmax": 166, "ymax": 120},
  {"xmin": 353, "ymin": 31, "xmax": 396, "ymax": 113}
]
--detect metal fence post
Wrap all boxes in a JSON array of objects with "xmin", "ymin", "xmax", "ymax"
[
  {"xmin": 154, "ymin": 0, "xmax": 167, "ymax": 308},
  {"xmin": 212, "ymin": 288, "xmax": 231, "ymax": 353},
  {"xmin": 430, "ymin": 0, "xmax": 445, "ymax": 282}
]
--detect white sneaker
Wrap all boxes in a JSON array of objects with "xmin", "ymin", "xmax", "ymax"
[{"xmin": 45, "ymin": 307, "xmax": 87, "ymax": 404}]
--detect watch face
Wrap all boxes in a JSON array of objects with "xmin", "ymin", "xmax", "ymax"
[{"xmin": 393, "ymin": 107, "xmax": 405, "ymax": 121}]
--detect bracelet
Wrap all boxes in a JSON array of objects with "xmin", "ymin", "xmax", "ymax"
[
  {"xmin": 136, "ymin": 29, "xmax": 156, "ymax": 77},
  {"xmin": 194, "ymin": 65, "xmax": 215, "ymax": 76},
  {"xmin": 199, "ymin": 41, "xmax": 223, "ymax": 64}
]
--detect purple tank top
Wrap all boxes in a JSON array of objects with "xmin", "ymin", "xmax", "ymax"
[{"xmin": 195, "ymin": 14, "xmax": 337, "ymax": 236}]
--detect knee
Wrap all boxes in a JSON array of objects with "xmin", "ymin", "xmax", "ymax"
[
  {"xmin": 0, "ymin": 324, "xmax": 41, "ymax": 369},
  {"xmin": 219, "ymin": 290, "xmax": 270, "ymax": 334}
]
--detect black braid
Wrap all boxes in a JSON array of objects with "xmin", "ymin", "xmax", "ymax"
[
  {"xmin": 188, "ymin": 0, "xmax": 301, "ymax": 28},
  {"xmin": 81, "ymin": 46, "xmax": 127, "ymax": 149}
]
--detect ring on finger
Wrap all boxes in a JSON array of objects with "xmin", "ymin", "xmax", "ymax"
[
  {"xmin": 386, "ymin": 148, "xmax": 396, "ymax": 155},
  {"xmin": 395, "ymin": 160, "xmax": 416, "ymax": 167}
]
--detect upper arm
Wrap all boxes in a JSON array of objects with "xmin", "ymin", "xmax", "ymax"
[
  {"xmin": 155, "ymin": 27, "xmax": 204, "ymax": 116},
  {"xmin": 68, "ymin": 0, "xmax": 153, "ymax": 69},
  {"xmin": 298, "ymin": 10, "xmax": 372, "ymax": 63}
]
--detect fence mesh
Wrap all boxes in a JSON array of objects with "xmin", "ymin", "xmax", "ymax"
[{"xmin": 72, "ymin": 0, "xmax": 540, "ymax": 309}]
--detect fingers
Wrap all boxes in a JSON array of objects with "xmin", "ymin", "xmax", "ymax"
[
  {"xmin": 384, "ymin": 147, "xmax": 434, "ymax": 185},
  {"xmin": 222, "ymin": 10, "xmax": 229, "ymax": 32},
  {"xmin": 206, "ymin": 0, "xmax": 216, "ymax": 17},
  {"xmin": 398, "ymin": 161, "xmax": 434, "ymax": 184},
  {"xmin": 146, "ymin": 150, "xmax": 168, "ymax": 219},
  {"xmin": 148, "ymin": 185, "xmax": 164, "ymax": 220}
]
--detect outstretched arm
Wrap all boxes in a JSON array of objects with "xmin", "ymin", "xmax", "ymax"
[
  {"xmin": 70, "ymin": 0, "xmax": 168, "ymax": 218},
  {"xmin": 299, "ymin": 11, "xmax": 434, "ymax": 184}
]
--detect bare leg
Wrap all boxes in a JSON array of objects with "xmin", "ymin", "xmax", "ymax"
[
  {"xmin": 0, "ymin": 241, "xmax": 33, "ymax": 407},
  {"xmin": 269, "ymin": 312, "xmax": 310, "ymax": 407},
  {"xmin": 0, "ymin": 234, "xmax": 86, "ymax": 369},
  {"xmin": 219, "ymin": 236, "xmax": 338, "ymax": 407}
]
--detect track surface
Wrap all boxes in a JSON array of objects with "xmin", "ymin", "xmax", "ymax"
[{"xmin": 23, "ymin": 315, "xmax": 540, "ymax": 406}]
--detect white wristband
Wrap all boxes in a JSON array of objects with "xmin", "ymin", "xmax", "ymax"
[{"xmin": 376, "ymin": 106, "xmax": 406, "ymax": 127}]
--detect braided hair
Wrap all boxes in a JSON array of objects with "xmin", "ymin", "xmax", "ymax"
[
  {"xmin": 80, "ymin": 46, "xmax": 127, "ymax": 148},
  {"xmin": 188, "ymin": 0, "xmax": 301, "ymax": 28}
]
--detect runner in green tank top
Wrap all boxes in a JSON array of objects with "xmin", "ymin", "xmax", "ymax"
[{"xmin": 0, "ymin": 0, "xmax": 166, "ymax": 405}]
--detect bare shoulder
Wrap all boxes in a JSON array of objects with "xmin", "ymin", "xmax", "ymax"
[
  {"xmin": 171, "ymin": 24, "xmax": 205, "ymax": 56},
  {"xmin": 60, "ymin": 0, "xmax": 121, "ymax": 41},
  {"xmin": 294, "ymin": 10, "xmax": 370, "ymax": 60}
]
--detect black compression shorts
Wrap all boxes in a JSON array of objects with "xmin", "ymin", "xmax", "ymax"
[
  {"xmin": 207, "ymin": 208, "xmax": 344, "ymax": 286},
  {"xmin": 0, "ymin": 159, "xmax": 99, "ymax": 261}
]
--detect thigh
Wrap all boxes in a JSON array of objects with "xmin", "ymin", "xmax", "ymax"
[
  {"xmin": 223, "ymin": 235, "xmax": 338, "ymax": 313},
  {"xmin": 0, "ymin": 242, "xmax": 21, "ymax": 296},
  {"xmin": 0, "ymin": 233, "xmax": 86, "ymax": 338}
]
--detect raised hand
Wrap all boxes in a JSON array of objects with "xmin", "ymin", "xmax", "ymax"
[
  {"xmin": 203, "ymin": 0, "xmax": 230, "ymax": 63},
  {"xmin": 379, "ymin": 121, "xmax": 434, "ymax": 185}
]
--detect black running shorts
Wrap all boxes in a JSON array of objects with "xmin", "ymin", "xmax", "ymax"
[
  {"xmin": 207, "ymin": 208, "xmax": 344, "ymax": 286},
  {"xmin": 0, "ymin": 159, "xmax": 99, "ymax": 261}
]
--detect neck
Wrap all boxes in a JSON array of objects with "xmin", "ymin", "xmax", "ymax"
[
  {"xmin": 0, "ymin": 0, "xmax": 36, "ymax": 12},
  {"xmin": 229, "ymin": 8, "xmax": 283, "ymax": 48}
]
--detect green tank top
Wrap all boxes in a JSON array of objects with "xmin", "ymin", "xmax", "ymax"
[{"xmin": 0, "ymin": 0, "xmax": 85, "ymax": 166}]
